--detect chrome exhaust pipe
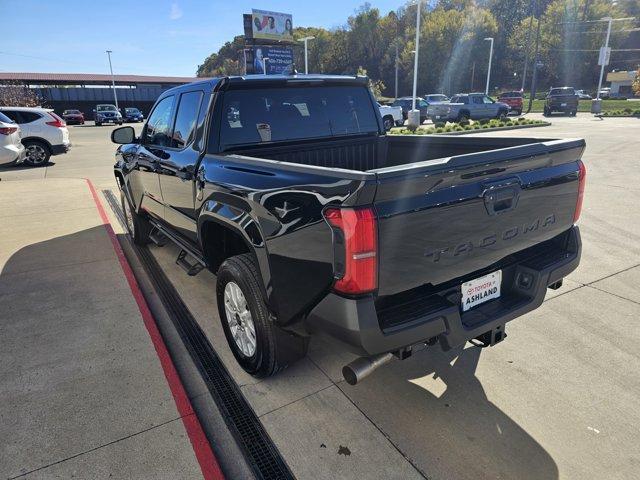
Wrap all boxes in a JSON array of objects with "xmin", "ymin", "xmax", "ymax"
[{"xmin": 342, "ymin": 353, "xmax": 394, "ymax": 385}]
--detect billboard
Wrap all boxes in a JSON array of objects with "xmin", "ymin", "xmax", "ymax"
[
  {"xmin": 245, "ymin": 46, "xmax": 294, "ymax": 75},
  {"xmin": 251, "ymin": 9, "xmax": 293, "ymax": 41}
]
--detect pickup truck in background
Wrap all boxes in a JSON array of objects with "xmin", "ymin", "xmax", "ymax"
[
  {"xmin": 378, "ymin": 103, "xmax": 404, "ymax": 130},
  {"xmin": 498, "ymin": 91, "xmax": 524, "ymax": 115},
  {"xmin": 112, "ymin": 75, "xmax": 586, "ymax": 384},
  {"xmin": 427, "ymin": 93, "xmax": 510, "ymax": 122},
  {"xmin": 544, "ymin": 87, "xmax": 579, "ymax": 116}
]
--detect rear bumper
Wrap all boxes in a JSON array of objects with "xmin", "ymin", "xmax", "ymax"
[
  {"xmin": 51, "ymin": 143, "xmax": 70, "ymax": 155},
  {"xmin": 305, "ymin": 226, "xmax": 581, "ymax": 356}
]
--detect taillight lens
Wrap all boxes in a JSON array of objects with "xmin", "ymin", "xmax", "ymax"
[
  {"xmin": 46, "ymin": 112, "xmax": 66, "ymax": 128},
  {"xmin": 324, "ymin": 207, "xmax": 378, "ymax": 295},
  {"xmin": 0, "ymin": 127, "xmax": 18, "ymax": 135},
  {"xmin": 573, "ymin": 160, "xmax": 586, "ymax": 223}
]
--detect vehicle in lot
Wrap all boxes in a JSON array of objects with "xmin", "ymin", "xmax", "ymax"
[
  {"xmin": 94, "ymin": 104, "xmax": 123, "ymax": 126},
  {"xmin": 544, "ymin": 87, "xmax": 579, "ymax": 116},
  {"xmin": 427, "ymin": 93, "xmax": 510, "ymax": 122},
  {"xmin": 598, "ymin": 87, "xmax": 611, "ymax": 99},
  {"xmin": 0, "ymin": 106, "xmax": 70, "ymax": 166},
  {"xmin": 378, "ymin": 103, "xmax": 403, "ymax": 130},
  {"xmin": 113, "ymin": 75, "xmax": 585, "ymax": 384},
  {"xmin": 498, "ymin": 91, "xmax": 523, "ymax": 115},
  {"xmin": 123, "ymin": 107, "xmax": 144, "ymax": 123},
  {"xmin": 62, "ymin": 109, "xmax": 85, "ymax": 125},
  {"xmin": 391, "ymin": 97, "xmax": 429, "ymax": 123},
  {"xmin": 0, "ymin": 111, "xmax": 25, "ymax": 166},
  {"xmin": 575, "ymin": 89, "xmax": 592, "ymax": 100}
]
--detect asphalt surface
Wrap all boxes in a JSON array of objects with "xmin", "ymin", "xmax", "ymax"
[{"xmin": 1, "ymin": 114, "xmax": 639, "ymax": 479}]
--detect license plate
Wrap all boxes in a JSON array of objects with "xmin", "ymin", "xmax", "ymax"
[
  {"xmin": 561, "ymin": 103, "xmax": 567, "ymax": 107},
  {"xmin": 461, "ymin": 271, "xmax": 501, "ymax": 312}
]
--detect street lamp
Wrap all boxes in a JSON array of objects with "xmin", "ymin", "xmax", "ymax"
[
  {"xmin": 298, "ymin": 36, "xmax": 315, "ymax": 74},
  {"xmin": 262, "ymin": 57, "xmax": 269, "ymax": 76},
  {"xmin": 105, "ymin": 50, "xmax": 118, "ymax": 110},
  {"xmin": 408, "ymin": 0, "xmax": 422, "ymax": 128},
  {"xmin": 483, "ymin": 37, "xmax": 493, "ymax": 95}
]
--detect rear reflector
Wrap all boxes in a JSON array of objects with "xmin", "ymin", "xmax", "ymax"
[
  {"xmin": 324, "ymin": 207, "xmax": 377, "ymax": 295},
  {"xmin": 573, "ymin": 160, "xmax": 586, "ymax": 223},
  {"xmin": 0, "ymin": 127, "xmax": 18, "ymax": 135}
]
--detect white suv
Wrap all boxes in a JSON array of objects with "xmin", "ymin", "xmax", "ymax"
[
  {"xmin": 0, "ymin": 107, "xmax": 70, "ymax": 166},
  {"xmin": 0, "ymin": 111, "xmax": 25, "ymax": 166}
]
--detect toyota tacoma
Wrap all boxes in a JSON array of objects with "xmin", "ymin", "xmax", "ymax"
[{"xmin": 112, "ymin": 75, "xmax": 586, "ymax": 384}]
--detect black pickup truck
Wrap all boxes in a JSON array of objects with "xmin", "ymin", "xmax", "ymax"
[
  {"xmin": 112, "ymin": 75, "xmax": 586, "ymax": 384},
  {"xmin": 544, "ymin": 87, "xmax": 579, "ymax": 116}
]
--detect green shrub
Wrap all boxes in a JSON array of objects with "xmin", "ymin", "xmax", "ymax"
[{"xmin": 434, "ymin": 122, "xmax": 445, "ymax": 128}]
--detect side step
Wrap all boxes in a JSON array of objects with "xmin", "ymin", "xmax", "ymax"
[{"xmin": 148, "ymin": 220, "xmax": 207, "ymax": 277}]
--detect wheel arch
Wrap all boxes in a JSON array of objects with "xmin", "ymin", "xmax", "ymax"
[{"xmin": 21, "ymin": 136, "xmax": 52, "ymax": 151}]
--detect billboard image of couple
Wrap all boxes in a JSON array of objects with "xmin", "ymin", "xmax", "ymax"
[{"xmin": 252, "ymin": 9, "xmax": 293, "ymax": 41}]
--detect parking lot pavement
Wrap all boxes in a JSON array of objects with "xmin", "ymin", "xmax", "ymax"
[
  {"xmin": 0, "ymin": 177, "xmax": 216, "ymax": 479},
  {"xmin": 1, "ymin": 115, "xmax": 640, "ymax": 479}
]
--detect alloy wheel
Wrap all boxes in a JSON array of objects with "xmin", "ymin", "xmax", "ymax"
[{"xmin": 224, "ymin": 281, "xmax": 257, "ymax": 357}]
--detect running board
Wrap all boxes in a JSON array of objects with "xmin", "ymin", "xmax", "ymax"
[
  {"xmin": 149, "ymin": 220, "xmax": 207, "ymax": 276},
  {"xmin": 149, "ymin": 229, "xmax": 168, "ymax": 247}
]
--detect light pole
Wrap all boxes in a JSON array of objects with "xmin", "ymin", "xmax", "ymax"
[
  {"xmin": 408, "ymin": 0, "xmax": 422, "ymax": 128},
  {"xmin": 394, "ymin": 42, "xmax": 399, "ymax": 99},
  {"xmin": 298, "ymin": 36, "xmax": 315, "ymax": 74},
  {"xmin": 105, "ymin": 50, "xmax": 118, "ymax": 110},
  {"xmin": 484, "ymin": 37, "xmax": 493, "ymax": 95},
  {"xmin": 595, "ymin": 17, "xmax": 613, "ymax": 101},
  {"xmin": 262, "ymin": 57, "xmax": 269, "ymax": 76}
]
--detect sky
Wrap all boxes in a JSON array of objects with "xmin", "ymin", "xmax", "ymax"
[{"xmin": 0, "ymin": 0, "xmax": 403, "ymax": 77}]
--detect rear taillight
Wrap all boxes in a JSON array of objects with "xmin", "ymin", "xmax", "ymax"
[
  {"xmin": 324, "ymin": 207, "xmax": 378, "ymax": 295},
  {"xmin": 0, "ymin": 127, "xmax": 18, "ymax": 135},
  {"xmin": 46, "ymin": 112, "xmax": 66, "ymax": 128},
  {"xmin": 573, "ymin": 160, "xmax": 586, "ymax": 223}
]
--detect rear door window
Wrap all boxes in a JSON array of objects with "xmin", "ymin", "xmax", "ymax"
[
  {"xmin": 1, "ymin": 110, "xmax": 23, "ymax": 123},
  {"xmin": 171, "ymin": 91, "xmax": 203, "ymax": 149},
  {"xmin": 143, "ymin": 95, "xmax": 175, "ymax": 147}
]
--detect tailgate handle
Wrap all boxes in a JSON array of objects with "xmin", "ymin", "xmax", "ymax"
[{"xmin": 483, "ymin": 182, "xmax": 521, "ymax": 216}]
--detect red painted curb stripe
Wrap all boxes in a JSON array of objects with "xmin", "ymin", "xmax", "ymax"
[{"xmin": 85, "ymin": 179, "xmax": 224, "ymax": 480}]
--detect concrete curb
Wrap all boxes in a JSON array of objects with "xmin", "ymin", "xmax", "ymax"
[{"xmin": 390, "ymin": 121, "xmax": 551, "ymax": 136}]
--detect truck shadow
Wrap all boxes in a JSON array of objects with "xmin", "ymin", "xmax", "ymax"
[{"xmin": 338, "ymin": 343, "xmax": 559, "ymax": 480}]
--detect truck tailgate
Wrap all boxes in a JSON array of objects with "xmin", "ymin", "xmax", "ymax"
[{"xmin": 372, "ymin": 139, "xmax": 585, "ymax": 297}]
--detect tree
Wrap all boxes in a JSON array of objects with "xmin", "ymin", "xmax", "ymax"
[{"xmin": 0, "ymin": 82, "xmax": 44, "ymax": 107}]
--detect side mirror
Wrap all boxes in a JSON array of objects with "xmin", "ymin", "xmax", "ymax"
[{"xmin": 111, "ymin": 126, "xmax": 136, "ymax": 144}]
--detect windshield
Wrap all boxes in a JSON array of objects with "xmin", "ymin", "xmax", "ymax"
[
  {"xmin": 217, "ymin": 86, "xmax": 379, "ymax": 150},
  {"xmin": 97, "ymin": 105, "xmax": 117, "ymax": 112},
  {"xmin": 426, "ymin": 95, "xmax": 448, "ymax": 102},
  {"xmin": 549, "ymin": 88, "xmax": 574, "ymax": 96},
  {"xmin": 126, "ymin": 108, "xmax": 140, "ymax": 113},
  {"xmin": 64, "ymin": 110, "xmax": 80, "ymax": 114}
]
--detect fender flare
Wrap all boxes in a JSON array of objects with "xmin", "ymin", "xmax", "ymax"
[{"xmin": 197, "ymin": 199, "xmax": 275, "ymax": 312}]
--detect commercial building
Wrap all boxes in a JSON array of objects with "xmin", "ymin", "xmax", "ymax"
[{"xmin": 606, "ymin": 70, "xmax": 637, "ymax": 97}]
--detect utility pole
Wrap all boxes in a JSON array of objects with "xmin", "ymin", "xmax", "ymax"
[
  {"xmin": 395, "ymin": 43, "xmax": 399, "ymax": 99},
  {"xmin": 262, "ymin": 57, "xmax": 269, "ymax": 76},
  {"xmin": 298, "ymin": 36, "xmax": 315, "ymax": 74},
  {"xmin": 484, "ymin": 37, "xmax": 494, "ymax": 95},
  {"xmin": 595, "ymin": 17, "xmax": 613, "ymax": 100},
  {"xmin": 408, "ymin": 0, "xmax": 422, "ymax": 127},
  {"xmin": 525, "ymin": 10, "xmax": 542, "ymax": 114},
  {"xmin": 105, "ymin": 50, "xmax": 118, "ymax": 110},
  {"xmin": 521, "ymin": 0, "xmax": 535, "ymax": 91},
  {"xmin": 470, "ymin": 61, "xmax": 475, "ymax": 91}
]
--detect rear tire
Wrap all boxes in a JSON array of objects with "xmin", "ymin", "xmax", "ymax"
[
  {"xmin": 23, "ymin": 140, "xmax": 51, "ymax": 166},
  {"xmin": 543, "ymin": 107, "xmax": 550, "ymax": 117},
  {"xmin": 216, "ymin": 253, "xmax": 308, "ymax": 378},
  {"xmin": 120, "ymin": 189, "xmax": 151, "ymax": 245},
  {"xmin": 457, "ymin": 111, "xmax": 469, "ymax": 124},
  {"xmin": 496, "ymin": 109, "xmax": 508, "ymax": 121},
  {"xmin": 382, "ymin": 115, "xmax": 394, "ymax": 131}
]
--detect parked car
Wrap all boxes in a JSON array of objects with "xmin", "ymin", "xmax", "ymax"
[
  {"xmin": 112, "ymin": 75, "xmax": 585, "ymax": 384},
  {"xmin": 0, "ymin": 107, "xmax": 70, "ymax": 166},
  {"xmin": 575, "ymin": 90, "xmax": 592, "ymax": 100},
  {"xmin": 391, "ymin": 97, "xmax": 429, "ymax": 123},
  {"xmin": 427, "ymin": 93, "xmax": 510, "ymax": 122},
  {"xmin": 62, "ymin": 109, "xmax": 85, "ymax": 125},
  {"xmin": 94, "ymin": 104, "xmax": 123, "ymax": 126},
  {"xmin": 378, "ymin": 103, "xmax": 403, "ymax": 130},
  {"xmin": 498, "ymin": 91, "xmax": 524, "ymax": 115},
  {"xmin": 123, "ymin": 107, "xmax": 144, "ymax": 123},
  {"xmin": 598, "ymin": 87, "xmax": 611, "ymax": 99},
  {"xmin": 544, "ymin": 87, "xmax": 579, "ymax": 116},
  {"xmin": 0, "ymin": 111, "xmax": 25, "ymax": 167}
]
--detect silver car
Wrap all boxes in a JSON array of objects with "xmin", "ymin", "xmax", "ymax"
[{"xmin": 0, "ymin": 111, "xmax": 25, "ymax": 167}]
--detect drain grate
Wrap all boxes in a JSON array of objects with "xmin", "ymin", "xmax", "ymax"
[{"xmin": 102, "ymin": 190, "xmax": 294, "ymax": 480}]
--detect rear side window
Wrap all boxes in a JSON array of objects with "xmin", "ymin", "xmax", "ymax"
[
  {"xmin": 550, "ymin": 88, "xmax": 575, "ymax": 95},
  {"xmin": 218, "ymin": 86, "xmax": 379, "ymax": 150},
  {"xmin": 171, "ymin": 91, "xmax": 203, "ymax": 149},
  {"xmin": 1, "ymin": 110, "xmax": 23, "ymax": 123},
  {"xmin": 144, "ymin": 95, "xmax": 175, "ymax": 147},
  {"xmin": 0, "ymin": 111, "xmax": 14, "ymax": 123}
]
